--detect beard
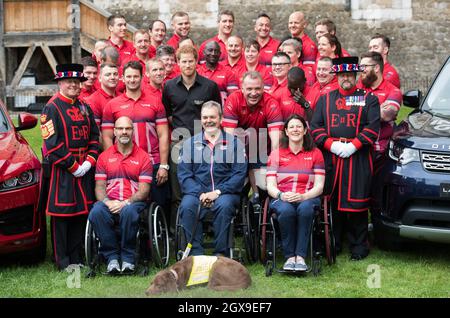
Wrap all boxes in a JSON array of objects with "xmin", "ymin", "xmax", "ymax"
[
  {"xmin": 118, "ymin": 136, "xmax": 131, "ymax": 144},
  {"xmin": 361, "ymin": 70, "xmax": 378, "ymax": 88}
]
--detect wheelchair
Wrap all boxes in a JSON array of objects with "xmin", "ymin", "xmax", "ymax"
[
  {"xmin": 259, "ymin": 195, "xmax": 336, "ymax": 276},
  {"xmin": 84, "ymin": 202, "xmax": 170, "ymax": 277},
  {"xmin": 174, "ymin": 189, "xmax": 259, "ymax": 264}
]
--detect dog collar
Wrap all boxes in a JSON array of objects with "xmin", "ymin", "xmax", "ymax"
[{"xmin": 169, "ymin": 269, "xmax": 179, "ymax": 292}]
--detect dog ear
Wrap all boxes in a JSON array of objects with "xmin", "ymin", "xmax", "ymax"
[{"xmin": 146, "ymin": 270, "xmax": 177, "ymax": 295}]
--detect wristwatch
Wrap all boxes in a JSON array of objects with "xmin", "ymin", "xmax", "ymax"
[
  {"xmin": 302, "ymin": 101, "xmax": 311, "ymax": 110},
  {"xmin": 159, "ymin": 164, "xmax": 170, "ymax": 171},
  {"xmin": 277, "ymin": 191, "xmax": 283, "ymax": 200},
  {"xmin": 215, "ymin": 189, "xmax": 221, "ymax": 196}
]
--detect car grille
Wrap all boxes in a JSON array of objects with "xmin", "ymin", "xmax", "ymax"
[
  {"xmin": 0, "ymin": 206, "xmax": 34, "ymax": 235},
  {"xmin": 421, "ymin": 151, "xmax": 450, "ymax": 173}
]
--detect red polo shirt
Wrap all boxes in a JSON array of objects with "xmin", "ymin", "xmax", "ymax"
[
  {"xmin": 384, "ymin": 62, "xmax": 401, "ymax": 89},
  {"xmin": 267, "ymin": 147, "xmax": 325, "ymax": 194},
  {"xmin": 258, "ymin": 37, "xmax": 281, "ymax": 68},
  {"xmin": 306, "ymin": 78, "xmax": 339, "ymax": 110},
  {"xmin": 197, "ymin": 63, "xmax": 239, "ymax": 105},
  {"xmin": 357, "ymin": 79, "xmax": 402, "ymax": 111},
  {"xmin": 357, "ymin": 79, "xmax": 402, "ymax": 153},
  {"xmin": 273, "ymin": 86, "xmax": 309, "ymax": 121},
  {"xmin": 79, "ymin": 86, "xmax": 96, "ymax": 102},
  {"xmin": 221, "ymin": 55, "xmax": 246, "ymax": 73},
  {"xmin": 148, "ymin": 45, "xmax": 156, "ymax": 58},
  {"xmin": 108, "ymin": 38, "xmax": 135, "ymax": 66},
  {"xmin": 166, "ymin": 34, "xmax": 181, "ymax": 50},
  {"xmin": 198, "ymin": 35, "xmax": 228, "ymax": 64},
  {"xmin": 223, "ymin": 91, "xmax": 284, "ymax": 132},
  {"xmin": 164, "ymin": 65, "xmax": 181, "ymax": 83},
  {"xmin": 85, "ymin": 87, "xmax": 116, "ymax": 128},
  {"xmin": 102, "ymin": 91, "xmax": 168, "ymax": 164},
  {"xmin": 269, "ymin": 78, "xmax": 288, "ymax": 101},
  {"xmin": 300, "ymin": 34, "xmax": 318, "ymax": 68},
  {"xmin": 95, "ymin": 143, "xmax": 153, "ymax": 201},
  {"xmin": 141, "ymin": 81, "xmax": 163, "ymax": 100},
  {"xmin": 235, "ymin": 63, "xmax": 273, "ymax": 91}
]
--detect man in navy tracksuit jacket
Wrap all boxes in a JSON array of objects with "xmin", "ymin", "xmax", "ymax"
[{"xmin": 177, "ymin": 101, "xmax": 247, "ymax": 256}]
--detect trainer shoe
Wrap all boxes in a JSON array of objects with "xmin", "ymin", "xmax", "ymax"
[
  {"xmin": 107, "ymin": 259, "xmax": 120, "ymax": 274},
  {"xmin": 121, "ymin": 261, "xmax": 135, "ymax": 273},
  {"xmin": 282, "ymin": 259, "xmax": 296, "ymax": 271},
  {"xmin": 294, "ymin": 259, "xmax": 308, "ymax": 272}
]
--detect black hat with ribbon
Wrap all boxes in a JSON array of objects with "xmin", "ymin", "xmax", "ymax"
[
  {"xmin": 54, "ymin": 63, "xmax": 87, "ymax": 82},
  {"xmin": 330, "ymin": 56, "xmax": 362, "ymax": 73}
]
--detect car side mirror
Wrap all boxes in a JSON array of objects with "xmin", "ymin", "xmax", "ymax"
[
  {"xmin": 403, "ymin": 89, "xmax": 422, "ymax": 108},
  {"xmin": 16, "ymin": 112, "xmax": 38, "ymax": 131}
]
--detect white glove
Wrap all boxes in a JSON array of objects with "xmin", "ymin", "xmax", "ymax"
[
  {"xmin": 340, "ymin": 143, "xmax": 357, "ymax": 158},
  {"xmin": 330, "ymin": 141, "xmax": 346, "ymax": 157},
  {"xmin": 80, "ymin": 161, "xmax": 92, "ymax": 174},
  {"xmin": 72, "ymin": 165, "xmax": 86, "ymax": 178}
]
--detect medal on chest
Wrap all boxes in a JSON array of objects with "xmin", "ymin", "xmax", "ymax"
[{"xmin": 345, "ymin": 95, "xmax": 365, "ymax": 107}]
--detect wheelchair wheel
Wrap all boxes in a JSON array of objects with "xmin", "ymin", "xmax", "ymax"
[
  {"xmin": 85, "ymin": 220, "xmax": 100, "ymax": 277},
  {"xmin": 323, "ymin": 198, "xmax": 336, "ymax": 265},
  {"xmin": 147, "ymin": 202, "xmax": 170, "ymax": 268},
  {"xmin": 241, "ymin": 196, "xmax": 259, "ymax": 264},
  {"xmin": 174, "ymin": 208, "xmax": 187, "ymax": 261},
  {"xmin": 259, "ymin": 197, "xmax": 270, "ymax": 264},
  {"xmin": 312, "ymin": 259, "xmax": 321, "ymax": 276},
  {"xmin": 265, "ymin": 260, "xmax": 273, "ymax": 277}
]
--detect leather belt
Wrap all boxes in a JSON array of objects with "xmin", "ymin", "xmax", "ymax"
[{"xmin": 333, "ymin": 137, "xmax": 352, "ymax": 143}]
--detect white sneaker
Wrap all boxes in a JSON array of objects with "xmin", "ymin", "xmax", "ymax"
[
  {"xmin": 107, "ymin": 259, "xmax": 120, "ymax": 274},
  {"xmin": 121, "ymin": 261, "xmax": 135, "ymax": 273}
]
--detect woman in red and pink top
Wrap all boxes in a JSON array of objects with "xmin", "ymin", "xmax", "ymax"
[{"xmin": 266, "ymin": 114, "xmax": 325, "ymax": 271}]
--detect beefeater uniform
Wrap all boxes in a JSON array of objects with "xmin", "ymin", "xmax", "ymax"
[
  {"xmin": 40, "ymin": 64, "xmax": 100, "ymax": 270},
  {"xmin": 310, "ymin": 57, "xmax": 380, "ymax": 259}
]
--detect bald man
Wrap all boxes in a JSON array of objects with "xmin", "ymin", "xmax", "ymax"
[
  {"xmin": 288, "ymin": 11, "xmax": 318, "ymax": 68},
  {"xmin": 89, "ymin": 116, "xmax": 153, "ymax": 274}
]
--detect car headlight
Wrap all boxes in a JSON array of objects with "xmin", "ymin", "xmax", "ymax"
[
  {"xmin": 388, "ymin": 141, "xmax": 420, "ymax": 165},
  {"xmin": 0, "ymin": 170, "xmax": 38, "ymax": 192}
]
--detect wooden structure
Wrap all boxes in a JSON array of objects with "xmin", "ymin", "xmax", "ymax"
[{"xmin": 0, "ymin": 0, "xmax": 136, "ymax": 106}]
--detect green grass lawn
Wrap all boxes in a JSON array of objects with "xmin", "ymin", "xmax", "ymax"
[
  {"xmin": 1, "ymin": 241, "xmax": 449, "ymax": 298},
  {"xmin": 3, "ymin": 106, "xmax": 449, "ymax": 298}
]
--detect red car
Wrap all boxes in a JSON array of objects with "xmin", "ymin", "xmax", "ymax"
[{"xmin": 0, "ymin": 101, "xmax": 46, "ymax": 262}]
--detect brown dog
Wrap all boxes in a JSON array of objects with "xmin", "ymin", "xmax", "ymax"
[{"xmin": 146, "ymin": 256, "xmax": 251, "ymax": 295}]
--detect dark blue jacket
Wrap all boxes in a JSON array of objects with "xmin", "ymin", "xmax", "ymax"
[{"xmin": 178, "ymin": 130, "xmax": 247, "ymax": 197}]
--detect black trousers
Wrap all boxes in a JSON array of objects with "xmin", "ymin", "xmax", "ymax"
[
  {"xmin": 51, "ymin": 215, "xmax": 87, "ymax": 270},
  {"xmin": 169, "ymin": 140, "xmax": 184, "ymax": 234},
  {"xmin": 370, "ymin": 151, "xmax": 387, "ymax": 224},
  {"xmin": 332, "ymin": 205, "xmax": 369, "ymax": 257}
]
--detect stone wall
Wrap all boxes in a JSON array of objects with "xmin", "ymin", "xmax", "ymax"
[{"xmin": 94, "ymin": 0, "xmax": 450, "ymax": 93}]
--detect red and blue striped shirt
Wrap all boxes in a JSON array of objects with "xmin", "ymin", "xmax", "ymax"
[
  {"xmin": 267, "ymin": 147, "xmax": 325, "ymax": 194},
  {"xmin": 95, "ymin": 143, "xmax": 153, "ymax": 201}
]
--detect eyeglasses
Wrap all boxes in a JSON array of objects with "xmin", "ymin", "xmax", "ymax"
[
  {"xmin": 359, "ymin": 64, "xmax": 376, "ymax": 71},
  {"xmin": 272, "ymin": 62, "xmax": 291, "ymax": 67}
]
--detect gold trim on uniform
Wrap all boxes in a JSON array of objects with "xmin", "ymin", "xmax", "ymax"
[{"xmin": 40, "ymin": 119, "xmax": 55, "ymax": 139}]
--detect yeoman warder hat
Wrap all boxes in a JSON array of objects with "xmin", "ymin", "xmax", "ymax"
[
  {"xmin": 331, "ymin": 56, "xmax": 362, "ymax": 73},
  {"xmin": 54, "ymin": 63, "xmax": 87, "ymax": 82}
]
